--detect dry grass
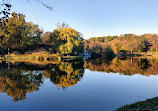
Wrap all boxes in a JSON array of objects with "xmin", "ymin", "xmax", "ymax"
[{"xmin": 4, "ymin": 51, "xmax": 61, "ymax": 65}]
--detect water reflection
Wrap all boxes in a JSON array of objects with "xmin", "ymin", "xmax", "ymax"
[
  {"xmin": 0, "ymin": 58, "xmax": 158, "ymax": 102},
  {"xmin": 0, "ymin": 63, "xmax": 43, "ymax": 102},
  {"xmin": 0, "ymin": 60, "xmax": 84, "ymax": 102},
  {"xmin": 43, "ymin": 60, "xmax": 84, "ymax": 89},
  {"xmin": 84, "ymin": 58, "xmax": 158, "ymax": 76}
]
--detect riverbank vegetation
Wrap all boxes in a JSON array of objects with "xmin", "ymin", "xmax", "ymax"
[
  {"xmin": 1, "ymin": 12, "xmax": 158, "ymax": 61},
  {"xmin": 0, "ymin": 12, "xmax": 84, "ymax": 61},
  {"xmin": 85, "ymin": 34, "xmax": 158, "ymax": 58},
  {"xmin": 6, "ymin": 51, "xmax": 61, "ymax": 65},
  {"xmin": 41, "ymin": 24, "xmax": 84, "ymax": 55},
  {"xmin": 0, "ymin": 12, "xmax": 42, "ymax": 54}
]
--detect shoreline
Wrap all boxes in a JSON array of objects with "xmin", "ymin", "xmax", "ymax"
[{"xmin": 0, "ymin": 51, "xmax": 157, "ymax": 65}]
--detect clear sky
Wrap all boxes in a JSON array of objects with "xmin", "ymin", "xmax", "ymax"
[{"xmin": 9, "ymin": 0, "xmax": 158, "ymax": 39}]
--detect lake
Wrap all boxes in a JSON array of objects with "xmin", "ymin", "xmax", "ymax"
[{"xmin": 0, "ymin": 58, "xmax": 158, "ymax": 111}]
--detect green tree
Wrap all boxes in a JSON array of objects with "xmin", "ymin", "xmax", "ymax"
[
  {"xmin": 0, "ymin": 12, "xmax": 42, "ymax": 52},
  {"xmin": 42, "ymin": 32, "xmax": 52, "ymax": 45},
  {"xmin": 138, "ymin": 38, "xmax": 149, "ymax": 52},
  {"xmin": 51, "ymin": 26, "xmax": 84, "ymax": 55}
]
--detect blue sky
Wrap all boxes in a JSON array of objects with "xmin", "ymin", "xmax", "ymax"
[{"xmin": 9, "ymin": 0, "xmax": 158, "ymax": 39}]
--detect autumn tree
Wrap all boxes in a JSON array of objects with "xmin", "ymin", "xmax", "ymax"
[
  {"xmin": 47, "ymin": 25, "xmax": 84, "ymax": 55},
  {"xmin": 138, "ymin": 37, "xmax": 150, "ymax": 52},
  {"xmin": 85, "ymin": 33, "xmax": 157, "ymax": 55},
  {"xmin": 42, "ymin": 32, "xmax": 51, "ymax": 45},
  {"xmin": 0, "ymin": 12, "xmax": 42, "ymax": 52}
]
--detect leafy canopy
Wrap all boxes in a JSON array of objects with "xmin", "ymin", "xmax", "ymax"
[
  {"xmin": 0, "ymin": 12, "xmax": 42, "ymax": 52},
  {"xmin": 42, "ymin": 25, "xmax": 84, "ymax": 55}
]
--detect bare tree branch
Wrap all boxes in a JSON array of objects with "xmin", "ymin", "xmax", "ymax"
[
  {"xmin": 36, "ymin": 0, "xmax": 53, "ymax": 11},
  {"xmin": 0, "ymin": 0, "xmax": 53, "ymax": 25}
]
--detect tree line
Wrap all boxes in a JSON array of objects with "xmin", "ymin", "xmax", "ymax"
[
  {"xmin": 0, "ymin": 12, "xmax": 84, "ymax": 55},
  {"xmin": 1, "ymin": 12, "xmax": 158, "ymax": 57},
  {"xmin": 85, "ymin": 33, "xmax": 158, "ymax": 55}
]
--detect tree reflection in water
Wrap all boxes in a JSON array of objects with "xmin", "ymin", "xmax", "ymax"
[
  {"xmin": 0, "ymin": 58, "xmax": 158, "ymax": 102},
  {"xmin": 0, "ymin": 63, "xmax": 44, "ymax": 102},
  {"xmin": 0, "ymin": 60, "xmax": 84, "ymax": 102},
  {"xmin": 84, "ymin": 58, "xmax": 158, "ymax": 76},
  {"xmin": 43, "ymin": 60, "xmax": 84, "ymax": 89}
]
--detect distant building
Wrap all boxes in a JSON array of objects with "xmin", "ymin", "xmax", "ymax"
[
  {"xmin": 78, "ymin": 50, "xmax": 91, "ymax": 59},
  {"xmin": 83, "ymin": 50, "xmax": 91, "ymax": 59}
]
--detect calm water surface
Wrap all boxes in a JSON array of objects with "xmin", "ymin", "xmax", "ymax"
[{"xmin": 0, "ymin": 58, "xmax": 158, "ymax": 111}]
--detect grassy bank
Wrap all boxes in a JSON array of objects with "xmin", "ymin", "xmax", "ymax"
[
  {"xmin": 1, "ymin": 51, "xmax": 158, "ymax": 65},
  {"xmin": 1, "ymin": 51, "xmax": 85, "ymax": 65},
  {"xmin": 3, "ymin": 51, "xmax": 61, "ymax": 65},
  {"xmin": 115, "ymin": 97, "xmax": 158, "ymax": 111}
]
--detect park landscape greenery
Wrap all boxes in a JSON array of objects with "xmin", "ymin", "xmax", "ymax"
[
  {"xmin": 85, "ymin": 34, "xmax": 158, "ymax": 57},
  {"xmin": 0, "ymin": 12, "xmax": 84, "ymax": 56},
  {"xmin": 1, "ymin": 8, "xmax": 158, "ymax": 111},
  {"xmin": 0, "ymin": 12, "xmax": 42, "ymax": 53},
  {"xmin": 0, "ymin": 12, "xmax": 158, "ymax": 60}
]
